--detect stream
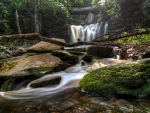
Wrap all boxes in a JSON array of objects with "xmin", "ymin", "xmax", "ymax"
[{"xmin": 0, "ymin": 59, "xmax": 150, "ymax": 113}]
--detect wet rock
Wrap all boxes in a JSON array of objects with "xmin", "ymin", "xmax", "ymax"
[
  {"xmin": 78, "ymin": 58, "xmax": 150, "ymax": 98},
  {"xmin": 0, "ymin": 79, "xmax": 15, "ymax": 91},
  {"xmin": 92, "ymin": 59, "xmax": 126, "ymax": 70},
  {"xmin": 87, "ymin": 46, "xmax": 113, "ymax": 58},
  {"xmin": 28, "ymin": 41, "xmax": 62, "ymax": 52},
  {"xmin": 52, "ymin": 50, "xmax": 78, "ymax": 64},
  {"xmin": 30, "ymin": 76, "xmax": 61, "ymax": 88},
  {"xmin": 82, "ymin": 55, "xmax": 93, "ymax": 62},
  {"xmin": 0, "ymin": 53, "xmax": 71, "ymax": 79},
  {"xmin": 67, "ymin": 51, "xmax": 85, "ymax": 55}
]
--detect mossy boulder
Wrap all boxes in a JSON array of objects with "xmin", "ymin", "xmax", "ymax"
[
  {"xmin": 52, "ymin": 50, "xmax": 78, "ymax": 64},
  {"xmin": 0, "ymin": 79, "xmax": 15, "ymax": 91},
  {"xmin": 0, "ymin": 53, "xmax": 71, "ymax": 79},
  {"xmin": 78, "ymin": 58, "xmax": 150, "ymax": 98}
]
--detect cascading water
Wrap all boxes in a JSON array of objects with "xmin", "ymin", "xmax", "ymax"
[
  {"xmin": 70, "ymin": 22, "xmax": 108, "ymax": 43},
  {"xmin": 0, "ymin": 59, "xmax": 150, "ymax": 113}
]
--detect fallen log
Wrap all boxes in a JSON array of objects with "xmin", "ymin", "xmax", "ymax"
[
  {"xmin": 0, "ymin": 33, "xmax": 40, "ymax": 40},
  {"xmin": 92, "ymin": 30, "xmax": 150, "ymax": 42},
  {"xmin": 0, "ymin": 33, "xmax": 128, "ymax": 48}
]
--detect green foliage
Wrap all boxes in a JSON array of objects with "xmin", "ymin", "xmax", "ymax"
[
  {"xmin": 0, "ymin": 0, "xmax": 74, "ymax": 36},
  {"xmin": 118, "ymin": 31, "xmax": 150, "ymax": 45}
]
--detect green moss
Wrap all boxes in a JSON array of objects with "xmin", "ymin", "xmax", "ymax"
[
  {"xmin": 78, "ymin": 59, "xmax": 150, "ymax": 98},
  {"xmin": 26, "ymin": 62, "xmax": 71, "ymax": 77},
  {"xmin": 0, "ymin": 79, "xmax": 14, "ymax": 91},
  {"xmin": 0, "ymin": 61, "xmax": 17, "ymax": 72}
]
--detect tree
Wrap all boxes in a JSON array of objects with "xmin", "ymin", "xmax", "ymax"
[{"xmin": 34, "ymin": 0, "xmax": 39, "ymax": 33}]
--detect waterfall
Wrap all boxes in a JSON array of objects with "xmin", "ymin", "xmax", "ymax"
[{"xmin": 70, "ymin": 22, "xmax": 108, "ymax": 43}]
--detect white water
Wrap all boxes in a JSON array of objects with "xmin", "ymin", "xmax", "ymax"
[
  {"xmin": 1, "ymin": 59, "xmax": 150, "ymax": 113},
  {"xmin": 70, "ymin": 22, "xmax": 108, "ymax": 43},
  {"xmin": 0, "ymin": 64, "xmax": 87, "ymax": 100}
]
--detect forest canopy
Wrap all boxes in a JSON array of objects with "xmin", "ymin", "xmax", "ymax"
[{"xmin": 0, "ymin": 0, "xmax": 150, "ymax": 37}]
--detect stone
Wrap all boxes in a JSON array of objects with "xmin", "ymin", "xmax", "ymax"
[
  {"xmin": 91, "ymin": 59, "xmax": 126, "ymax": 70},
  {"xmin": 28, "ymin": 41, "xmax": 62, "ymax": 52},
  {"xmin": 52, "ymin": 50, "xmax": 78, "ymax": 64},
  {"xmin": 82, "ymin": 55, "xmax": 93, "ymax": 62},
  {"xmin": 30, "ymin": 76, "xmax": 61, "ymax": 88},
  {"xmin": 0, "ymin": 79, "xmax": 15, "ymax": 91},
  {"xmin": 78, "ymin": 58, "xmax": 150, "ymax": 98},
  {"xmin": 87, "ymin": 46, "xmax": 113, "ymax": 58},
  {"xmin": 0, "ymin": 53, "xmax": 71, "ymax": 79}
]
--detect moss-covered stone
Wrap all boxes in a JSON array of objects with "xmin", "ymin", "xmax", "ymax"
[
  {"xmin": 78, "ymin": 58, "xmax": 150, "ymax": 98},
  {"xmin": 0, "ymin": 79, "xmax": 14, "ymax": 91},
  {"xmin": 26, "ymin": 62, "xmax": 71, "ymax": 77},
  {"xmin": 0, "ymin": 53, "xmax": 70, "ymax": 79}
]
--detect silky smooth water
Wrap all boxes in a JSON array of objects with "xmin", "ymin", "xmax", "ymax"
[
  {"xmin": 70, "ymin": 22, "xmax": 108, "ymax": 43},
  {"xmin": 0, "ymin": 59, "xmax": 150, "ymax": 113}
]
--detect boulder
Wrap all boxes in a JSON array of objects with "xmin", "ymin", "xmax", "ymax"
[
  {"xmin": 0, "ymin": 79, "xmax": 15, "ymax": 91},
  {"xmin": 52, "ymin": 50, "xmax": 78, "ymax": 64},
  {"xmin": 92, "ymin": 59, "xmax": 126, "ymax": 70},
  {"xmin": 0, "ymin": 53, "xmax": 70, "ymax": 79},
  {"xmin": 78, "ymin": 58, "xmax": 150, "ymax": 98},
  {"xmin": 82, "ymin": 55, "xmax": 93, "ymax": 62},
  {"xmin": 28, "ymin": 41, "xmax": 62, "ymax": 52},
  {"xmin": 30, "ymin": 76, "xmax": 61, "ymax": 88},
  {"xmin": 87, "ymin": 46, "xmax": 113, "ymax": 58}
]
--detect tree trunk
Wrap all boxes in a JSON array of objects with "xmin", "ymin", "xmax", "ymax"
[
  {"xmin": 34, "ymin": 0, "xmax": 39, "ymax": 33},
  {"xmin": 15, "ymin": 10, "xmax": 21, "ymax": 34}
]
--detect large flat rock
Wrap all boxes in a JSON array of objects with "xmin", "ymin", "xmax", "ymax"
[{"xmin": 0, "ymin": 53, "xmax": 70, "ymax": 79}]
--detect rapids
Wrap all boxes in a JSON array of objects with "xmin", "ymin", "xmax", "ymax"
[{"xmin": 0, "ymin": 59, "xmax": 150, "ymax": 113}]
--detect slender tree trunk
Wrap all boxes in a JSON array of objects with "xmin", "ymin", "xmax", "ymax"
[
  {"xmin": 15, "ymin": 10, "xmax": 21, "ymax": 34},
  {"xmin": 34, "ymin": 0, "xmax": 39, "ymax": 33}
]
